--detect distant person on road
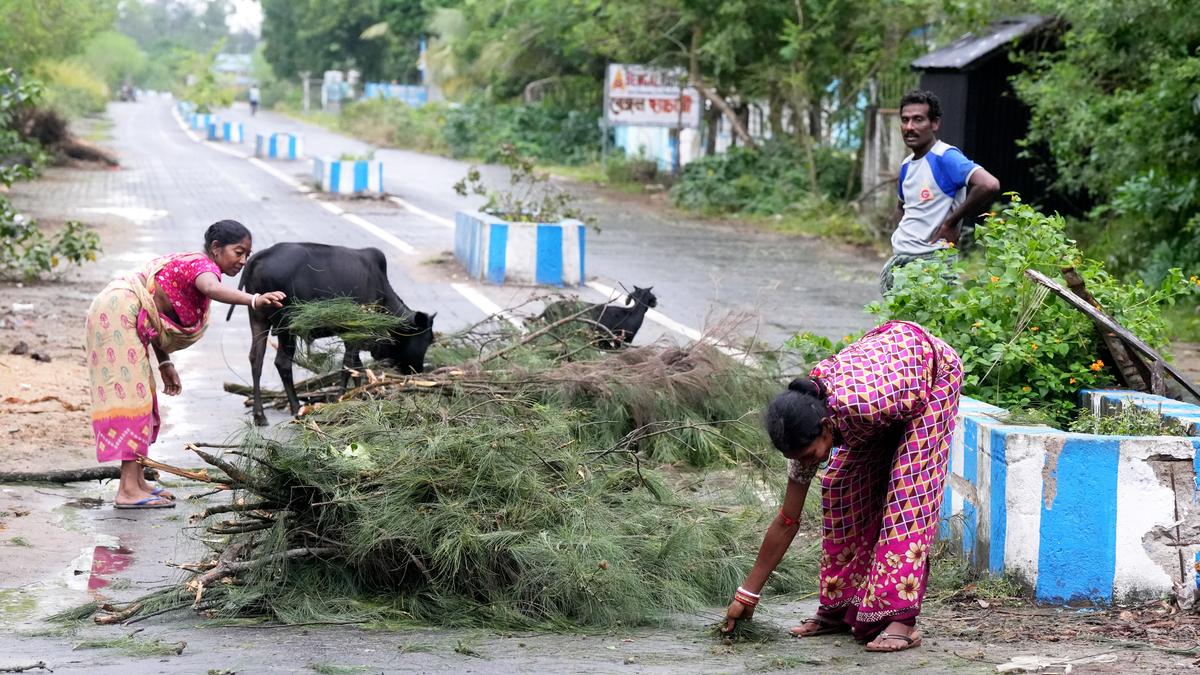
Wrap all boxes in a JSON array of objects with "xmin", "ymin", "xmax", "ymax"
[
  {"xmin": 85, "ymin": 220, "xmax": 286, "ymax": 509},
  {"xmin": 248, "ymin": 85, "xmax": 261, "ymax": 116},
  {"xmin": 725, "ymin": 320, "xmax": 962, "ymax": 653},
  {"xmin": 881, "ymin": 90, "xmax": 1000, "ymax": 294}
]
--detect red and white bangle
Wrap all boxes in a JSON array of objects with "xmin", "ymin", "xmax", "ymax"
[{"xmin": 734, "ymin": 586, "xmax": 760, "ymax": 607}]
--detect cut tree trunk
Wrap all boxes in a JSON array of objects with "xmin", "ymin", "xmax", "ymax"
[{"xmin": 0, "ymin": 466, "xmax": 159, "ymax": 484}]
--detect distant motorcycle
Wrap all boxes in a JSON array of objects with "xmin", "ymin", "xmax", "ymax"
[{"xmin": 118, "ymin": 84, "xmax": 136, "ymax": 102}]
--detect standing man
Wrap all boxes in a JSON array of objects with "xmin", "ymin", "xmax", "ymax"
[
  {"xmin": 248, "ymin": 84, "xmax": 261, "ymax": 116},
  {"xmin": 881, "ymin": 90, "xmax": 1000, "ymax": 294}
]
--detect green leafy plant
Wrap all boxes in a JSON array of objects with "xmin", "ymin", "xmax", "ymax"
[
  {"xmin": 1068, "ymin": 406, "xmax": 1188, "ymax": 437},
  {"xmin": 790, "ymin": 196, "xmax": 1196, "ymax": 425},
  {"xmin": 0, "ymin": 68, "xmax": 100, "ymax": 280},
  {"xmin": 454, "ymin": 144, "xmax": 593, "ymax": 225}
]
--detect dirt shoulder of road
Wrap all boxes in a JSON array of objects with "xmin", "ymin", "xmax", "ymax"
[{"xmin": 1, "ymin": 186, "xmax": 133, "ymax": 473}]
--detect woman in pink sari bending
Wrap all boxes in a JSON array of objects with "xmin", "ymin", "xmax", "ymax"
[
  {"xmin": 724, "ymin": 320, "xmax": 961, "ymax": 653},
  {"xmin": 85, "ymin": 220, "xmax": 286, "ymax": 509}
]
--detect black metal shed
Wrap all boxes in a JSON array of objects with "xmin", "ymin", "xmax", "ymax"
[{"xmin": 911, "ymin": 15, "xmax": 1066, "ymax": 209}]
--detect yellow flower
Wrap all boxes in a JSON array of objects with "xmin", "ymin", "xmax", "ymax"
[
  {"xmin": 1031, "ymin": 343, "xmax": 1038, "ymax": 350},
  {"xmin": 1090, "ymin": 359, "xmax": 1105, "ymax": 372},
  {"xmin": 895, "ymin": 574, "xmax": 921, "ymax": 601},
  {"xmin": 822, "ymin": 575, "xmax": 847, "ymax": 600},
  {"xmin": 905, "ymin": 542, "xmax": 928, "ymax": 567},
  {"xmin": 1069, "ymin": 377, "xmax": 1077, "ymax": 385},
  {"xmin": 972, "ymin": 320, "xmax": 983, "ymax": 329},
  {"xmin": 1031, "ymin": 326, "xmax": 1039, "ymax": 332},
  {"xmin": 842, "ymin": 335, "xmax": 852, "ymax": 343},
  {"xmin": 990, "ymin": 276, "xmax": 1000, "ymax": 284},
  {"xmin": 1022, "ymin": 386, "xmax": 1032, "ymax": 393}
]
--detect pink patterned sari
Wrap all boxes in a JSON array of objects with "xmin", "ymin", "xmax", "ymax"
[
  {"xmin": 789, "ymin": 320, "xmax": 962, "ymax": 641},
  {"xmin": 85, "ymin": 252, "xmax": 220, "ymax": 462}
]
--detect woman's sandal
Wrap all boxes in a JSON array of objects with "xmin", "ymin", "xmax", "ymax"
[
  {"xmin": 114, "ymin": 496, "xmax": 175, "ymax": 510},
  {"xmin": 789, "ymin": 617, "xmax": 850, "ymax": 638},
  {"xmin": 151, "ymin": 486, "xmax": 175, "ymax": 500},
  {"xmin": 864, "ymin": 630, "xmax": 923, "ymax": 652}
]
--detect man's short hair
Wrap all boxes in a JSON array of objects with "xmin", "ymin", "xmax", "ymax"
[{"xmin": 900, "ymin": 89, "xmax": 942, "ymax": 121}]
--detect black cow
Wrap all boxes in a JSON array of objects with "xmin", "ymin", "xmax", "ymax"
[
  {"xmin": 538, "ymin": 285, "xmax": 657, "ymax": 349},
  {"xmin": 231, "ymin": 242, "xmax": 435, "ymax": 426}
]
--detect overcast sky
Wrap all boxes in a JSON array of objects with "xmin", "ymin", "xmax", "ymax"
[{"xmin": 226, "ymin": 0, "xmax": 262, "ymax": 36}]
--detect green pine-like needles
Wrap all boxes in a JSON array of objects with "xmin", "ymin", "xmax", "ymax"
[{"xmin": 102, "ymin": 308, "xmax": 813, "ymax": 629}]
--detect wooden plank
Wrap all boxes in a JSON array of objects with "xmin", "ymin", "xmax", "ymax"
[
  {"xmin": 1060, "ymin": 267, "xmax": 1152, "ymax": 392},
  {"xmin": 1025, "ymin": 269, "xmax": 1200, "ymax": 400}
]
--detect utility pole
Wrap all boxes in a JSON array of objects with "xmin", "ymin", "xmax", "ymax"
[{"xmin": 300, "ymin": 71, "xmax": 311, "ymax": 113}]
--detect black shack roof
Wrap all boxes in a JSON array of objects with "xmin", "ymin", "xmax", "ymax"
[{"xmin": 912, "ymin": 15, "xmax": 1061, "ymax": 72}]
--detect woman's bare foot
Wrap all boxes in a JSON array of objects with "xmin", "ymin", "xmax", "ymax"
[
  {"xmin": 790, "ymin": 617, "xmax": 850, "ymax": 637},
  {"xmin": 864, "ymin": 622, "xmax": 922, "ymax": 652}
]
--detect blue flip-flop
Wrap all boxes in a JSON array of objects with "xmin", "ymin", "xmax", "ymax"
[
  {"xmin": 114, "ymin": 496, "xmax": 175, "ymax": 510},
  {"xmin": 151, "ymin": 486, "xmax": 176, "ymax": 500}
]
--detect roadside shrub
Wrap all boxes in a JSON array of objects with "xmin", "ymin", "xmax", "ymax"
[
  {"xmin": 443, "ymin": 102, "xmax": 600, "ymax": 165},
  {"xmin": 670, "ymin": 141, "xmax": 857, "ymax": 215},
  {"xmin": 338, "ymin": 99, "xmax": 448, "ymax": 154},
  {"xmin": 790, "ymin": 196, "xmax": 1197, "ymax": 425},
  {"xmin": 0, "ymin": 207, "xmax": 101, "ymax": 281},
  {"xmin": 36, "ymin": 60, "xmax": 108, "ymax": 117}
]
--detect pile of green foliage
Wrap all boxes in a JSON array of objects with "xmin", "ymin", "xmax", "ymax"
[
  {"xmin": 791, "ymin": 196, "xmax": 1195, "ymax": 425},
  {"xmin": 100, "ymin": 312, "xmax": 804, "ymax": 629},
  {"xmin": 670, "ymin": 142, "xmax": 858, "ymax": 215},
  {"xmin": 0, "ymin": 69, "xmax": 101, "ymax": 280}
]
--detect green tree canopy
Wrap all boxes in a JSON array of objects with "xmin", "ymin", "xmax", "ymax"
[
  {"xmin": 261, "ymin": 0, "xmax": 428, "ymax": 81},
  {"xmin": 0, "ymin": 0, "xmax": 116, "ymax": 71}
]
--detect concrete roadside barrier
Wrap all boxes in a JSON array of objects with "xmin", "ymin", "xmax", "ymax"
[
  {"xmin": 189, "ymin": 112, "xmax": 216, "ymax": 131},
  {"xmin": 312, "ymin": 157, "xmax": 383, "ymax": 195},
  {"xmin": 454, "ymin": 210, "xmax": 586, "ymax": 287},
  {"xmin": 943, "ymin": 392, "xmax": 1200, "ymax": 605},
  {"xmin": 255, "ymin": 133, "xmax": 303, "ymax": 160},
  {"xmin": 207, "ymin": 121, "xmax": 244, "ymax": 143}
]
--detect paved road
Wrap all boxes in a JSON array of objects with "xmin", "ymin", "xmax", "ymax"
[
  {"xmin": 214, "ymin": 101, "xmax": 882, "ymax": 346},
  {"xmin": 0, "ymin": 97, "xmax": 916, "ymax": 673}
]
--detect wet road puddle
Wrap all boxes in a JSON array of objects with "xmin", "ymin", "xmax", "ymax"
[{"xmin": 84, "ymin": 544, "xmax": 135, "ymax": 592}]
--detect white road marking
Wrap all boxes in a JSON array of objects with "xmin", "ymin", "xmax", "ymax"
[
  {"xmin": 248, "ymin": 157, "xmax": 312, "ymax": 193},
  {"xmin": 585, "ymin": 280, "xmax": 752, "ymax": 361},
  {"xmin": 389, "ymin": 195, "xmax": 454, "ymax": 228},
  {"xmin": 341, "ymin": 213, "xmax": 418, "ymax": 255},
  {"xmin": 450, "ymin": 283, "xmax": 524, "ymax": 329}
]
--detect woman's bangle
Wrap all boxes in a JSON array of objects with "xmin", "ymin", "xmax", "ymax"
[
  {"xmin": 735, "ymin": 586, "xmax": 760, "ymax": 606},
  {"xmin": 158, "ymin": 360, "xmax": 173, "ymax": 370},
  {"xmin": 250, "ymin": 293, "xmax": 260, "ymax": 309}
]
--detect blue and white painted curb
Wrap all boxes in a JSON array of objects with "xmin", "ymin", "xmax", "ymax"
[
  {"xmin": 207, "ymin": 121, "xmax": 244, "ymax": 143},
  {"xmin": 454, "ymin": 210, "xmax": 586, "ymax": 287},
  {"xmin": 943, "ymin": 393, "xmax": 1200, "ymax": 605},
  {"xmin": 189, "ymin": 113, "xmax": 216, "ymax": 131},
  {"xmin": 255, "ymin": 133, "xmax": 303, "ymax": 160},
  {"xmin": 312, "ymin": 158, "xmax": 383, "ymax": 195}
]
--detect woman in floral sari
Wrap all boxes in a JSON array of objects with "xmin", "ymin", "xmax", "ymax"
[
  {"xmin": 86, "ymin": 220, "xmax": 286, "ymax": 509},
  {"xmin": 724, "ymin": 320, "xmax": 961, "ymax": 653}
]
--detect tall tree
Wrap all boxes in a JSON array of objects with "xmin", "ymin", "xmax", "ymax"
[
  {"xmin": 261, "ymin": 0, "xmax": 428, "ymax": 81},
  {"xmin": 0, "ymin": 0, "xmax": 116, "ymax": 71}
]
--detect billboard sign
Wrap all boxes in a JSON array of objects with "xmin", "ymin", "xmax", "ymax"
[{"xmin": 604, "ymin": 64, "xmax": 701, "ymax": 128}]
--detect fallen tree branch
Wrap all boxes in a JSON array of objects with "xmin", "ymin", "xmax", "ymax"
[
  {"xmin": 0, "ymin": 662, "xmax": 50, "ymax": 673},
  {"xmin": 136, "ymin": 457, "xmax": 225, "ymax": 485},
  {"xmin": 478, "ymin": 303, "xmax": 603, "ymax": 365},
  {"xmin": 0, "ymin": 466, "xmax": 158, "ymax": 484}
]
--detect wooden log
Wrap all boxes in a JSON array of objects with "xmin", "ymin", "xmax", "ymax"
[
  {"xmin": 1026, "ymin": 269, "xmax": 1200, "ymax": 399},
  {"xmin": 0, "ymin": 466, "xmax": 159, "ymax": 484},
  {"xmin": 1060, "ymin": 267, "xmax": 1153, "ymax": 392}
]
